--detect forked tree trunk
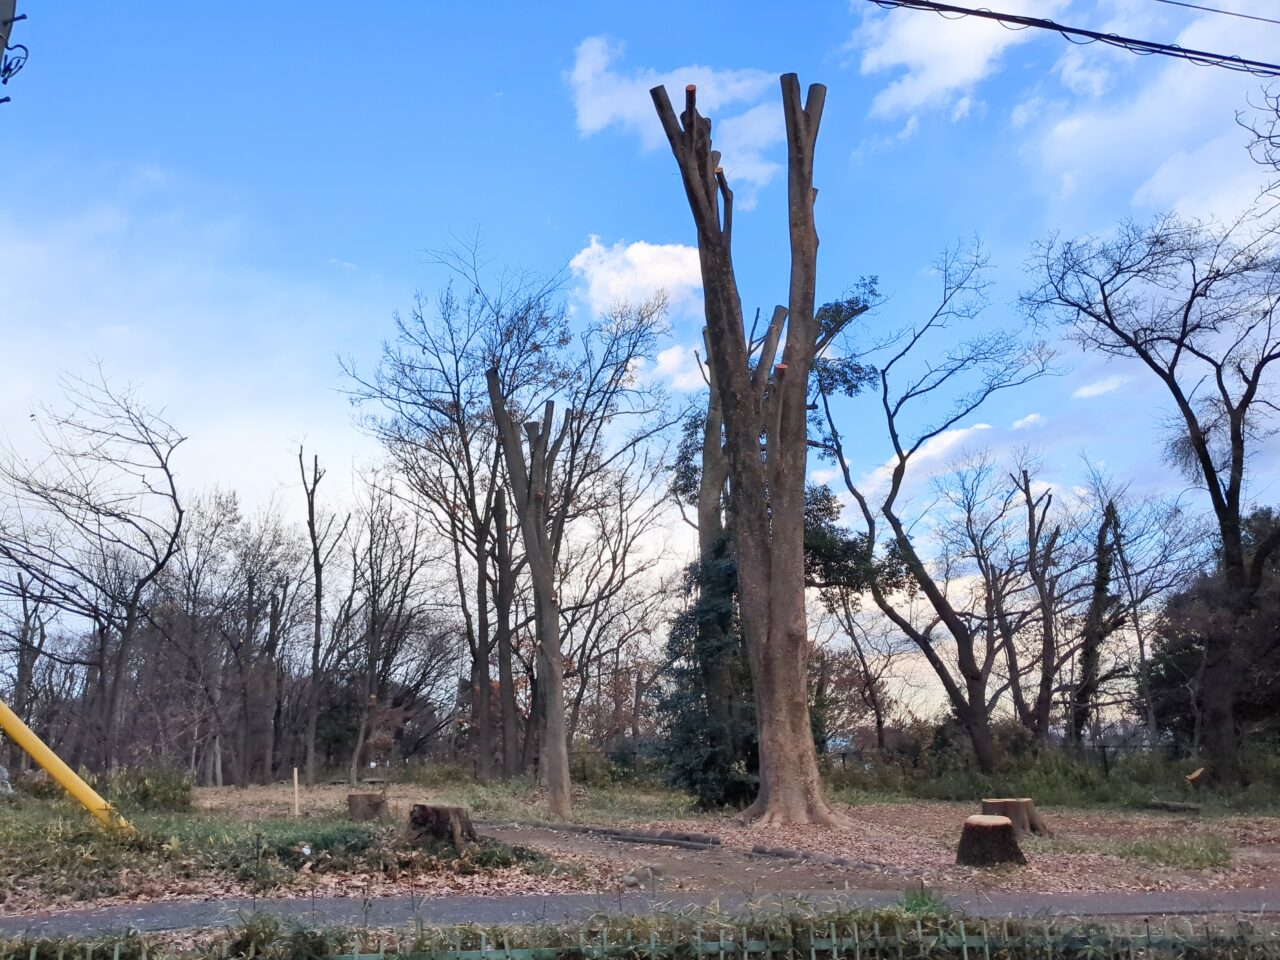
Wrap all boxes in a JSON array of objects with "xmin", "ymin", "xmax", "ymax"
[
  {"xmin": 485, "ymin": 374, "xmax": 572, "ymax": 819},
  {"xmin": 652, "ymin": 76, "xmax": 844, "ymax": 825}
]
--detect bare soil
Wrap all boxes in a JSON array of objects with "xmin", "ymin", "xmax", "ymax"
[{"xmin": 195, "ymin": 785, "xmax": 1280, "ymax": 897}]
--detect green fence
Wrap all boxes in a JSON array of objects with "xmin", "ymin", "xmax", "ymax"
[{"xmin": 5, "ymin": 916, "xmax": 1280, "ymax": 960}]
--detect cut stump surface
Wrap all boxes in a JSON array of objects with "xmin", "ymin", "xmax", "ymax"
[{"xmin": 957, "ymin": 814, "xmax": 1027, "ymax": 867}]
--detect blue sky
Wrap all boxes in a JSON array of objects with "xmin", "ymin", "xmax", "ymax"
[{"xmin": 1, "ymin": 0, "xmax": 1277, "ymax": 527}]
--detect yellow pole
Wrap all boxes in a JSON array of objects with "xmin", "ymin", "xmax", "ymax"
[{"xmin": 0, "ymin": 697, "xmax": 133, "ymax": 832}]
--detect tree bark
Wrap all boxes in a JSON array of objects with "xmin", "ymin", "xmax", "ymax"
[
  {"xmin": 956, "ymin": 815, "xmax": 1026, "ymax": 866},
  {"xmin": 651, "ymin": 76, "xmax": 843, "ymax": 825},
  {"xmin": 494, "ymin": 489, "xmax": 521, "ymax": 779},
  {"xmin": 486, "ymin": 374, "xmax": 572, "ymax": 819}
]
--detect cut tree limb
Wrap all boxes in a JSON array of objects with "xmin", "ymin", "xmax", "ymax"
[
  {"xmin": 956, "ymin": 814, "xmax": 1027, "ymax": 867},
  {"xmin": 981, "ymin": 797, "xmax": 1052, "ymax": 836}
]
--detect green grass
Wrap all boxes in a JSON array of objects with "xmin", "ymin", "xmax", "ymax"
[
  {"xmin": 897, "ymin": 883, "xmax": 953, "ymax": 915},
  {"xmin": 1112, "ymin": 833, "xmax": 1232, "ymax": 869}
]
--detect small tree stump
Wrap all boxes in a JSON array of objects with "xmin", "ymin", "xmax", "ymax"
[
  {"xmin": 981, "ymin": 797, "xmax": 1052, "ymax": 836},
  {"xmin": 347, "ymin": 793, "xmax": 387, "ymax": 821},
  {"xmin": 407, "ymin": 803, "xmax": 477, "ymax": 852},
  {"xmin": 956, "ymin": 814, "xmax": 1026, "ymax": 867}
]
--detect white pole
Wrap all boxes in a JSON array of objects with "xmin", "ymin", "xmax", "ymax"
[{"xmin": 293, "ymin": 766, "xmax": 300, "ymax": 817}]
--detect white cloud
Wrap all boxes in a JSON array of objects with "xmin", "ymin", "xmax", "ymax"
[
  {"xmin": 1034, "ymin": 3, "xmax": 1273, "ymax": 216},
  {"xmin": 0, "ymin": 190, "xmax": 385, "ymax": 518},
  {"xmin": 1012, "ymin": 412, "xmax": 1044, "ymax": 430},
  {"xmin": 566, "ymin": 37, "xmax": 783, "ymax": 201},
  {"xmin": 1053, "ymin": 1, "xmax": 1165, "ymax": 100},
  {"xmin": 1072, "ymin": 376, "xmax": 1126, "ymax": 399},
  {"xmin": 852, "ymin": 115, "xmax": 920, "ymax": 159},
  {"xmin": 712, "ymin": 102, "xmax": 784, "ymax": 206},
  {"xmin": 854, "ymin": 0, "xmax": 1068, "ymax": 116},
  {"xmin": 810, "ymin": 467, "xmax": 840, "ymax": 486},
  {"xmin": 569, "ymin": 235, "xmax": 702, "ymax": 318},
  {"xmin": 1010, "ymin": 95, "xmax": 1045, "ymax": 129},
  {"xmin": 652, "ymin": 343, "xmax": 707, "ymax": 392}
]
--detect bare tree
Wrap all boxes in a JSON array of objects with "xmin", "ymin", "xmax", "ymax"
[
  {"xmin": 346, "ymin": 473, "xmax": 450, "ymax": 783},
  {"xmin": 816, "ymin": 601, "xmax": 906, "ymax": 752},
  {"xmin": 0, "ymin": 573, "xmax": 49, "ymax": 770},
  {"xmin": 1026, "ymin": 211, "xmax": 1280, "ymax": 783},
  {"xmin": 346, "ymin": 256, "xmax": 566, "ymax": 780},
  {"xmin": 299, "ymin": 448, "xmax": 349, "ymax": 786},
  {"xmin": 0, "ymin": 369, "xmax": 184, "ymax": 770},
  {"xmin": 487, "ymin": 297, "xmax": 667, "ymax": 817},
  {"xmin": 817, "ymin": 246, "xmax": 1051, "ymax": 772}
]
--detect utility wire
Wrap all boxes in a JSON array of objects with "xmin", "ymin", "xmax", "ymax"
[
  {"xmin": 1150, "ymin": 0, "xmax": 1280, "ymax": 27},
  {"xmin": 866, "ymin": 0, "xmax": 1280, "ymax": 77}
]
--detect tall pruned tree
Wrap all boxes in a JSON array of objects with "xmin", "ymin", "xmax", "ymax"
[
  {"xmin": 651, "ymin": 74, "xmax": 883, "ymax": 823},
  {"xmin": 346, "ymin": 253, "xmax": 566, "ymax": 780},
  {"xmin": 488, "ymin": 298, "xmax": 668, "ymax": 817}
]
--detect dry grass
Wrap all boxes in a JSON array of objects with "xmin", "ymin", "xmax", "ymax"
[{"xmin": 0, "ymin": 794, "xmax": 613, "ymax": 916}]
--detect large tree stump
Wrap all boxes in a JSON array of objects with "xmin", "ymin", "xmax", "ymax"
[
  {"xmin": 981, "ymin": 797, "xmax": 1052, "ymax": 836},
  {"xmin": 407, "ymin": 804, "xmax": 477, "ymax": 852},
  {"xmin": 347, "ymin": 793, "xmax": 387, "ymax": 821},
  {"xmin": 956, "ymin": 814, "xmax": 1027, "ymax": 867}
]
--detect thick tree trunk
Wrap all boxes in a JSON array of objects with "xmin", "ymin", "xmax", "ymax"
[
  {"xmin": 536, "ymin": 593, "xmax": 571, "ymax": 817},
  {"xmin": 1200, "ymin": 637, "xmax": 1239, "ymax": 785},
  {"xmin": 652, "ymin": 76, "xmax": 842, "ymax": 825},
  {"xmin": 1074, "ymin": 503, "xmax": 1120, "ymax": 746}
]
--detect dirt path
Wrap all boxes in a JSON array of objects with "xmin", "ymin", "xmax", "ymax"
[{"xmin": 482, "ymin": 823, "xmax": 904, "ymax": 895}]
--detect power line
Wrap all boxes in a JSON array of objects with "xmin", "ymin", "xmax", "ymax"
[
  {"xmin": 1150, "ymin": 0, "xmax": 1280, "ymax": 27},
  {"xmin": 866, "ymin": 0, "xmax": 1280, "ymax": 77}
]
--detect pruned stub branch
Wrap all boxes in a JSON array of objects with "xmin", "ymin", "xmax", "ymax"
[{"xmin": 651, "ymin": 76, "xmax": 846, "ymax": 826}]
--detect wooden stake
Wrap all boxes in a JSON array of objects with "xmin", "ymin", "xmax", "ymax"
[{"xmin": 293, "ymin": 767, "xmax": 300, "ymax": 817}]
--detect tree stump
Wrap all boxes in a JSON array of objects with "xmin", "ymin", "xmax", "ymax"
[
  {"xmin": 347, "ymin": 793, "xmax": 387, "ymax": 821},
  {"xmin": 407, "ymin": 804, "xmax": 476, "ymax": 852},
  {"xmin": 980, "ymin": 797, "xmax": 1052, "ymax": 836},
  {"xmin": 956, "ymin": 814, "xmax": 1026, "ymax": 867}
]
